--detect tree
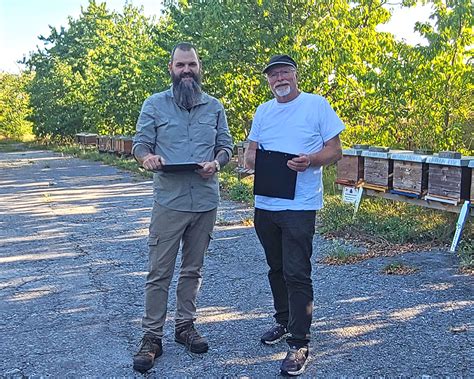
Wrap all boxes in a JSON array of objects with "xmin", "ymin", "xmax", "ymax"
[
  {"xmin": 26, "ymin": 0, "xmax": 171, "ymax": 139},
  {"xmin": 0, "ymin": 72, "xmax": 34, "ymax": 139},
  {"xmin": 163, "ymin": 0, "xmax": 397, "ymax": 144}
]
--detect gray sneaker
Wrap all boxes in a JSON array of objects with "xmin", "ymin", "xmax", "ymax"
[
  {"xmin": 280, "ymin": 345, "xmax": 309, "ymax": 376},
  {"xmin": 260, "ymin": 323, "xmax": 290, "ymax": 345}
]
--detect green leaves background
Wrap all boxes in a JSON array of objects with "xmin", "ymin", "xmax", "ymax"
[{"xmin": 1, "ymin": 0, "xmax": 472, "ymax": 154}]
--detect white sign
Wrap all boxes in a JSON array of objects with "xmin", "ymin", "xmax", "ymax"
[{"xmin": 342, "ymin": 186, "xmax": 360, "ymax": 204}]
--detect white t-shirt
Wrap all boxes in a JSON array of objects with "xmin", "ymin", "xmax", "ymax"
[{"xmin": 248, "ymin": 92, "xmax": 345, "ymax": 211}]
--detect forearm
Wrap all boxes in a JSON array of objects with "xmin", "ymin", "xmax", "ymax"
[
  {"xmin": 244, "ymin": 141, "xmax": 258, "ymax": 170},
  {"xmin": 215, "ymin": 149, "xmax": 231, "ymax": 168},
  {"xmin": 133, "ymin": 143, "xmax": 155, "ymax": 165},
  {"xmin": 308, "ymin": 144, "xmax": 342, "ymax": 167}
]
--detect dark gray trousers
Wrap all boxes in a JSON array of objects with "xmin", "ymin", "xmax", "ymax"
[{"xmin": 254, "ymin": 208, "xmax": 316, "ymax": 347}]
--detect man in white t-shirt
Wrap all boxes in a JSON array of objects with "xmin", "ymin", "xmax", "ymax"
[{"xmin": 244, "ymin": 54, "xmax": 345, "ymax": 376}]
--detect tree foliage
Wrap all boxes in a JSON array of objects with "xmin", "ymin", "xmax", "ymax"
[
  {"xmin": 26, "ymin": 1, "xmax": 170, "ymax": 139},
  {"xmin": 0, "ymin": 72, "xmax": 33, "ymax": 139},
  {"xmin": 1, "ymin": 0, "xmax": 471, "ymax": 153}
]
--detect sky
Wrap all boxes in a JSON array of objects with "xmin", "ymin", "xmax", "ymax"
[{"xmin": 0, "ymin": 0, "xmax": 433, "ymax": 74}]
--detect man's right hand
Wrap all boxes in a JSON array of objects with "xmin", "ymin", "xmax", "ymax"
[{"xmin": 142, "ymin": 154, "xmax": 166, "ymax": 171}]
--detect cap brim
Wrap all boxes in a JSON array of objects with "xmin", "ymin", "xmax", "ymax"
[{"xmin": 262, "ymin": 61, "xmax": 296, "ymax": 74}]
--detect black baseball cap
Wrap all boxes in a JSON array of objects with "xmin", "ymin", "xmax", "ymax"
[{"xmin": 262, "ymin": 54, "xmax": 297, "ymax": 74}]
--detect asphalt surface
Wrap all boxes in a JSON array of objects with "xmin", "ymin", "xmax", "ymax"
[{"xmin": 0, "ymin": 149, "xmax": 472, "ymax": 378}]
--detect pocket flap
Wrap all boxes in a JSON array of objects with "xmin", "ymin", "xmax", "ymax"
[
  {"xmin": 147, "ymin": 235, "xmax": 160, "ymax": 246},
  {"xmin": 198, "ymin": 114, "xmax": 217, "ymax": 126}
]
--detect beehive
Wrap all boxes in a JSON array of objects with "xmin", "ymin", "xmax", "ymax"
[
  {"xmin": 97, "ymin": 135, "xmax": 110, "ymax": 153},
  {"xmin": 233, "ymin": 141, "xmax": 254, "ymax": 176},
  {"xmin": 390, "ymin": 152, "xmax": 430, "ymax": 198},
  {"xmin": 425, "ymin": 155, "xmax": 472, "ymax": 204},
  {"xmin": 119, "ymin": 136, "xmax": 133, "ymax": 156},
  {"xmin": 75, "ymin": 133, "xmax": 98, "ymax": 145},
  {"xmin": 235, "ymin": 142, "xmax": 249, "ymax": 168},
  {"xmin": 361, "ymin": 149, "xmax": 413, "ymax": 191},
  {"xmin": 336, "ymin": 148, "xmax": 364, "ymax": 186},
  {"xmin": 109, "ymin": 136, "xmax": 121, "ymax": 154}
]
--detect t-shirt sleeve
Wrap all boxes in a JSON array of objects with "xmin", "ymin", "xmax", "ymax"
[{"xmin": 318, "ymin": 97, "xmax": 345, "ymax": 142}]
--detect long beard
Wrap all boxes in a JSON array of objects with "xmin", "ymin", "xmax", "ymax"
[{"xmin": 172, "ymin": 72, "xmax": 202, "ymax": 110}]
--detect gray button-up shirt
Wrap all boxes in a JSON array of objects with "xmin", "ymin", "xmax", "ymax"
[{"xmin": 132, "ymin": 88, "xmax": 233, "ymax": 212}]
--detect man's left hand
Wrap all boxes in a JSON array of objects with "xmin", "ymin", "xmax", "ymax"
[
  {"xmin": 288, "ymin": 154, "xmax": 311, "ymax": 172},
  {"xmin": 196, "ymin": 161, "xmax": 217, "ymax": 179}
]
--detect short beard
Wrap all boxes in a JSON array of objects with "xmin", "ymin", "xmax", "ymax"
[
  {"xmin": 172, "ymin": 71, "xmax": 202, "ymax": 110},
  {"xmin": 274, "ymin": 85, "xmax": 291, "ymax": 97}
]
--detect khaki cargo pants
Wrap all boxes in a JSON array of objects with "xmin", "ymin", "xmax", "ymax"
[{"xmin": 142, "ymin": 202, "xmax": 217, "ymax": 337}]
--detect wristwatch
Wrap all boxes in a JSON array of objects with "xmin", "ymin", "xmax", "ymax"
[{"xmin": 213, "ymin": 159, "xmax": 221, "ymax": 172}]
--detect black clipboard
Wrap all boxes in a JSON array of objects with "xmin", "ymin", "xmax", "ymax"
[
  {"xmin": 254, "ymin": 149, "xmax": 298, "ymax": 199},
  {"xmin": 160, "ymin": 162, "xmax": 203, "ymax": 172}
]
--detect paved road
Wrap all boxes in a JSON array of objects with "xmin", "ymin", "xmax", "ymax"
[{"xmin": 0, "ymin": 149, "xmax": 472, "ymax": 377}]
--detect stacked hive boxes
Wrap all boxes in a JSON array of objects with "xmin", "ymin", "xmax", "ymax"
[
  {"xmin": 76, "ymin": 133, "xmax": 133, "ymax": 156},
  {"xmin": 390, "ymin": 152, "xmax": 431, "ymax": 198},
  {"xmin": 337, "ymin": 147, "xmax": 473, "ymax": 206},
  {"xmin": 360, "ymin": 147, "xmax": 411, "ymax": 192},
  {"xmin": 119, "ymin": 136, "xmax": 133, "ymax": 156},
  {"xmin": 75, "ymin": 133, "xmax": 97, "ymax": 145},
  {"xmin": 97, "ymin": 135, "xmax": 110, "ymax": 153},
  {"xmin": 425, "ymin": 153, "xmax": 472, "ymax": 205},
  {"xmin": 336, "ymin": 147, "xmax": 365, "ymax": 187},
  {"xmin": 235, "ymin": 141, "xmax": 254, "ymax": 176}
]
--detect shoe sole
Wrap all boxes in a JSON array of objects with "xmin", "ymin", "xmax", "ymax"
[
  {"xmin": 261, "ymin": 332, "xmax": 291, "ymax": 345},
  {"xmin": 175, "ymin": 338, "xmax": 209, "ymax": 353},
  {"xmin": 133, "ymin": 363, "xmax": 151, "ymax": 374},
  {"xmin": 280, "ymin": 358, "xmax": 309, "ymax": 377}
]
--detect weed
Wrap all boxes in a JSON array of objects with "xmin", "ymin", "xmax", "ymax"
[
  {"xmin": 458, "ymin": 239, "xmax": 474, "ymax": 274},
  {"xmin": 320, "ymin": 240, "xmax": 360, "ymax": 265},
  {"xmin": 382, "ymin": 262, "xmax": 419, "ymax": 275}
]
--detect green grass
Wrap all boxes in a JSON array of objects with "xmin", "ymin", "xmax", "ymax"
[
  {"xmin": 219, "ymin": 163, "xmax": 254, "ymax": 204},
  {"xmin": 458, "ymin": 239, "xmax": 474, "ymax": 274},
  {"xmin": 319, "ymin": 194, "xmax": 461, "ymax": 244},
  {"xmin": 322, "ymin": 239, "xmax": 360, "ymax": 264}
]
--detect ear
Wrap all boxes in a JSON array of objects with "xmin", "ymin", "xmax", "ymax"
[{"xmin": 168, "ymin": 61, "xmax": 173, "ymax": 74}]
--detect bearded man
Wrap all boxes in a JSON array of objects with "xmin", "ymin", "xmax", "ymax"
[{"xmin": 132, "ymin": 42, "xmax": 233, "ymax": 373}]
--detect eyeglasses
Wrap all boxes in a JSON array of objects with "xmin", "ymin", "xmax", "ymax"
[{"xmin": 266, "ymin": 68, "xmax": 295, "ymax": 80}]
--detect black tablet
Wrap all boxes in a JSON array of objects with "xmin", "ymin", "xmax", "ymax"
[{"xmin": 160, "ymin": 162, "xmax": 203, "ymax": 172}]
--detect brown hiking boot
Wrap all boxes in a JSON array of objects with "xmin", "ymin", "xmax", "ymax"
[
  {"xmin": 133, "ymin": 333, "xmax": 162, "ymax": 373},
  {"xmin": 175, "ymin": 324, "xmax": 209, "ymax": 353}
]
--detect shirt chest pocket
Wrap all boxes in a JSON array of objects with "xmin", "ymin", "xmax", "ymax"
[
  {"xmin": 198, "ymin": 114, "xmax": 218, "ymax": 128},
  {"xmin": 195, "ymin": 114, "xmax": 218, "ymax": 144},
  {"xmin": 155, "ymin": 118, "xmax": 186, "ymax": 145}
]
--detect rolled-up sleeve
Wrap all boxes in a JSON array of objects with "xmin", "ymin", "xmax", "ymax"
[
  {"xmin": 132, "ymin": 96, "xmax": 157, "ymax": 156},
  {"xmin": 214, "ymin": 104, "xmax": 233, "ymax": 159}
]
